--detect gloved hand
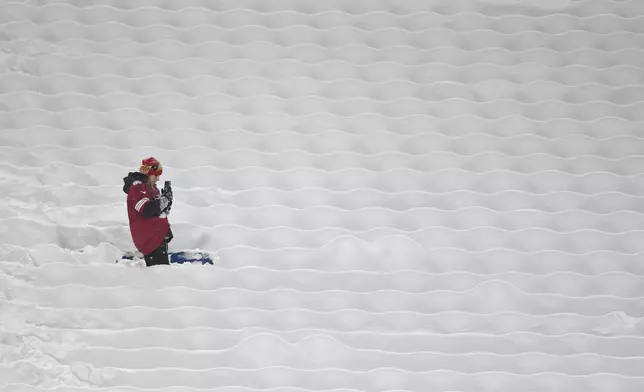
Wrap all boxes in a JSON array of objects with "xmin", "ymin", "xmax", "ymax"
[
  {"xmin": 161, "ymin": 182, "xmax": 173, "ymax": 215},
  {"xmin": 165, "ymin": 228, "xmax": 173, "ymax": 243},
  {"xmin": 162, "ymin": 182, "xmax": 173, "ymax": 201},
  {"xmin": 158, "ymin": 194, "xmax": 172, "ymax": 215}
]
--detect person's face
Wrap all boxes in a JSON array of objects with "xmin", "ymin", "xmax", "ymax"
[{"xmin": 148, "ymin": 174, "xmax": 159, "ymax": 184}]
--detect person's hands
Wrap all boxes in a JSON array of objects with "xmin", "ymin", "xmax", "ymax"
[
  {"xmin": 162, "ymin": 182, "xmax": 173, "ymax": 201},
  {"xmin": 159, "ymin": 182, "xmax": 173, "ymax": 215},
  {"xmin": 159, "ymin": 194, "xmax": 172, "ymax": 214}
]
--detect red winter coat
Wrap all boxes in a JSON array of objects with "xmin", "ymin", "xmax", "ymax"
[{"xmin": 123, "ymin": 172, "xmax": 170, "ymax": 255}]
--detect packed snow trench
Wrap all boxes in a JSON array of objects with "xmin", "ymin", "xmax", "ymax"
[{"xmin": 2, "ymin": 0, "xmax": 644, "ymax": 390}]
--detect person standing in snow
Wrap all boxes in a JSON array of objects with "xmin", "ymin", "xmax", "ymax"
[{"xmin": 122, "ymin": 157, "xmax": 174, "ymax": 266}]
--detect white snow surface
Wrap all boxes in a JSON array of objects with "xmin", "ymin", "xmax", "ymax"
[{"xmin": 2, "ymin": 0, "xmax": 644, "ymax": 390}]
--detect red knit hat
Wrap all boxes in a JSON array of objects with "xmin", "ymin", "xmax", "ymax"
[{"xmin": 140, "ymin": 157, "xmax": 163, "ymax": 176}]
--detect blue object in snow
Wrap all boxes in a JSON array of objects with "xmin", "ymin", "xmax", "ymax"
[{"xmin": 170, "ymin": 250, "xmax": 214, "ymax": 265}]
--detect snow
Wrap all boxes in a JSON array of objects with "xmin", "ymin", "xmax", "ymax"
[{"xmin": 1, "ymin": 0, "xmax": 644, "ymax": 390}]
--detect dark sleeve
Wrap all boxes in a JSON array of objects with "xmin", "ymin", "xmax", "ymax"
[{"xmin": 141, "ymin": 198, "xmax": 161, "ymax": 217}]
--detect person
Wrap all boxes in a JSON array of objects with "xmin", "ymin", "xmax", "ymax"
[{"xmin": 122, "ymin": 157, "xmax": 174, "ymax": 267}]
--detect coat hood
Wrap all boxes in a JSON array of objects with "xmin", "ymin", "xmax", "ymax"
[{"xmin": 122, "ymin": 171, "xmax": 149, "ymax": 194}]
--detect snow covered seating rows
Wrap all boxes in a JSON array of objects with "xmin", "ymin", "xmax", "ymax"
[{"xmin": 2, "ymin": 0, "xmax": 644, "ymax": 390}]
